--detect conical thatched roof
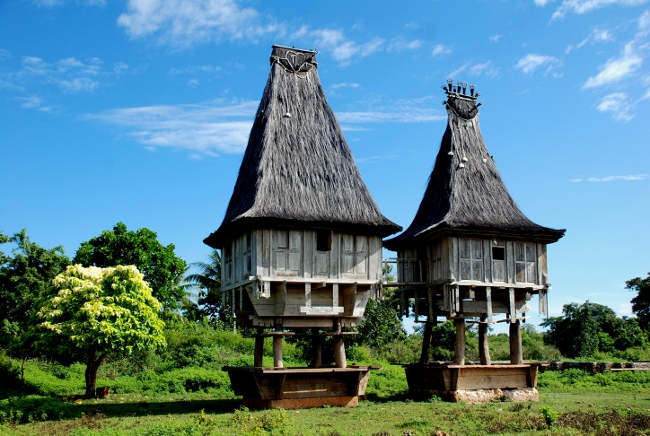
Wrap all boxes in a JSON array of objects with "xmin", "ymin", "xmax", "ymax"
[
  {"xmin": 385, "ymin": 82, "xmax": 564, "ymax": 251},
  {"xmin": 205, "ymin": 45, "xmax": 400, "ymax": 248}
]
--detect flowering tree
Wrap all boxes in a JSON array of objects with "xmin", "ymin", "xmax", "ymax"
[{"xmin": 31, "ymin": 264, "xmax": 166, "ymax": 398}]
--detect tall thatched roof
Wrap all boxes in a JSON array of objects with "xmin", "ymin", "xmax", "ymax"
[
  {"xmin": 384, "ymin": 81, "xmax": 564, "ymax": 251},
  {"xmin": 205, "ymin": 45, "xmax": 400, "ymax": 248}
]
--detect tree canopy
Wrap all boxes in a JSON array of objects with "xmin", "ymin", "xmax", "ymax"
[
  {"xmin": 0, "ymin": 230, "xmax": 70, "ymax": 350},
  {"xmin": 628, "ymin": 272, "xmax": 650, "ymax": 332},
  {"xmin": 30, "ymin": 264, "xmax": 166, "ymax": 398},
  {"xmin": 541, "ymin": 301, "xmax": 647, "ymax": 358},
  {"xmin": 73, "ymin": 222, "xmax": 186, "ymax": 310}
]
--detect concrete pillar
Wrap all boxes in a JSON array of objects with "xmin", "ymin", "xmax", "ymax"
[
  {"xmin": 479, "ymin": 315, "xmax": 491, "ymax": 365},
  {"xmin": 453, "ymin": 318, "xmax": 465, "ymax": 365},
  {"xmin": 509, "ymin": 320, "xmax": 523, "ymax": 364}
]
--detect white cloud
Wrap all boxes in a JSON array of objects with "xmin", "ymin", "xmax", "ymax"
[
  {"xmin": 583, "ymin": 42, "xmax": 642, "ymax": 88},
  {"xmin": 387, "ymin": 39, "xmax": 422, "ymax": 52},
  {"xmin": 17, "ymin": 94, "xmax": 53, "ymax": 112},
  {"xmin": 448, "ymin": 61, "xmax": 500, "ymax": 79},
  {"xmin": 89, "ymin": 96, "xmax": 445, "ymax": 157},
  {"xmin": 431, "ymin": 44, "xmax": 452, "ymax": 57},
  {"xmin": 4, "ymin": 55, "xmax": 127, "ymax": 94},
  {"xmin": 330, "ymin": 83, "xmax": 360, "ymax": 90},
  {"xmin": 552, "ymin": 0, "xmax": 649, "ymax": 20},
  {"xmin": 470, "ymin": 61, "xmax": 500, "ymax": 77},
  {"xmin": 571, "ymin": 173, "xmax": 649, "ymax": 181},
  {"xmin": 309, "ymin": 29, "xmax": 385, "ymax": 64},
  {"xmin": 32, "ymin": 0, "xmax": 106, "ymax": 6},
  {"xmin": 534, "ymin": 0, "xmax": 554, "ymax": 5},
  {"xmin": 595, "ymin": 92, "xmax": 635, "ymax": 120},
  {"xmin": 489, "ymin": 34, "xmax": 502, "ymax": 43},
  {"xmin": 337, "ymin": 97, "xmax": 446, "ymax": 124},
  {"xmin": 515, "ymin": 54, "xmax": 562, "ymax": 75},
  {"xmin": 117, "ymin": 0, "xmax": 275, "ymax": 46},
  {"xmin": 89, "ymin": 99, "xmax": 259, "ymax": 156}
]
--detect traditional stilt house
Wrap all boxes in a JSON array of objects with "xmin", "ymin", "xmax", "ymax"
[
  {"xmin": 384, "ymin": 81, "xmax": 564, "ymax": 402},
  {"xmin": 204, "ymin": 45, "xmax": 400, "ymax": 408}
]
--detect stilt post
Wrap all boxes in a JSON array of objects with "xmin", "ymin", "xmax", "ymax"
[
  {"xmin": 478, "ymin": 315, "xmax": 491, "ymax": 365},
  {"xmin": 453, "ymin": 318, "xmax": 465, "ymax": 365},
  {"xmin": 420, "ymin": 320, "xmax": 434, "ymax": 364},
  {"xmin": 254, "ymin": 331, "xmax": 264, "ymax": 367},
  {"xmin": 509, "ymin": 320, "xmax": 523, "ymax": 364},
  {"xmin": 333, "ymin": 319, "xmax": 346, "ymax": 369}
]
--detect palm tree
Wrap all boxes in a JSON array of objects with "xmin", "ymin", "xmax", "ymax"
[{"xmin": 185, "ymin": 249, "xmax": 232, "ymax": 329}]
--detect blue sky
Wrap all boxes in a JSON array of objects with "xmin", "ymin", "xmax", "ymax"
[{"xmin": 1, "ymin": 0, "xmax": 649, "ymax": 330}]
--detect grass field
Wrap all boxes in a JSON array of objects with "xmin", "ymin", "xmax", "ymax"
[{"xmin": 2, "ymin": 365, "xmax": 650, "ymax": 436}]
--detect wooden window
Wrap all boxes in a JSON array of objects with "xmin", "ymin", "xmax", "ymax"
[
  {"xmin": 515, "ymin": 242, "xmax": 536, "ymax": 283},
  {"xmin": 491, "ymin": 239, "xmax": 505, "ymax": 283},
  {"xmin": 316, "ymin": 229, "xmax": 332, "ymax": 251},
  {"xmin": 223, "ymin": 243, "xmax": 232, "ymax": 285},
  {"xmin": 242, "ymin": 232, "xmax": 252, "ymax": 278},
  {"xmin": 460, "ymin": 238, "xmax": 483, "ymax": 281},
  {"xmin": 341, "ymin": 234, "xmax": 368, "ymax": 276},
  {"xmin": 273, "ymin": 230, "xmax": 301, "ymax": 275}
]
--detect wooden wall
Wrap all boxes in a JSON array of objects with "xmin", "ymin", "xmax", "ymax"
[
  {"xmin": 397, "ymin": 236, "xmax": 548, "ymax": 289},
  {"xmin": 222, "ymin": 229, "xmax": 383, "ymax": 291}
]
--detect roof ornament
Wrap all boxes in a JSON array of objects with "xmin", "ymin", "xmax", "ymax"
[
  {"xmin": 270, "ymin": 46, "xmax": 319, "ymax": 78},
  {"xmin": 441, "ymin": 78, "xmax": 480, "ymax": 101}
]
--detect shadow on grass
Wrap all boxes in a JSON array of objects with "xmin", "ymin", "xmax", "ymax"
[{"xmin": 0, "ymin": 392, "xmax": 244, "ymax": 424}]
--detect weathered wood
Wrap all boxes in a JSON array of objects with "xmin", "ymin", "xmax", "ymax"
[
  {"xmin": 509, "ymin": 288, "xmax": 516, "ymax": 322},
  {"xmin": 479, "ymin": 315, "xmax": 491, "ymax": 365},
  {"xmin": 461, "ymin": 300, "xmax": 530, "ymax": 316},
  {"xmin": 313, "ymin": 335, "xmax": 322, "ymax": 368},
  {"xmin": 509, "ymin": 320, "xmax": 523, "ymax": 364},
  {"xmin": 486, "ymin": 286, "xmax": 493, "ymax": 322},
  {"xmin": 420, "ymin": 321, "xmax": 434, "ymax": 364},
  {"xmin": 538, "ymin": 288, "xmax": 548, "ymax": 316},
  {"xmin": 453, "ymin": 318, "xmax": 465, "ymax": 365},
  {"xmin": 254, "ymin": 335, "xmax": 264, "ymax": 367},
  {"xmin": 333, "ymin": 335, "xmax": 347, "ymax": 368}
]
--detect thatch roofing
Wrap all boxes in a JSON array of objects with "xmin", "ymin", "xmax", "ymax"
[
  {"xmin": 384, "ymin": 83, "xmax": 564, "ymax": 251},
  {"xmin": 205, "ymin": 45, "xmax": 400, "ymax": 248}
]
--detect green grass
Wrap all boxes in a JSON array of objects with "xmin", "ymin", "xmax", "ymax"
[
  {"xmin": 3, "ymin": 363, "xmax": 650, "ymax": 435},
  {"xmin": 1, "ymin": 391, "xmax": 649, "ymax": 435}
]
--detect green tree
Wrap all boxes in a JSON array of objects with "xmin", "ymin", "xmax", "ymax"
[
  {"xmin": 354, "ymin": 264, "xmax": 406, "ymax": 348},
  {"xmin": 0, "ymin": 230, "xmax": 70, "ymax": 351},
  {"xmin": 185, "ymin": 249, "xmax": 233, "ymax": 328},
  {"xmin": 29, "ymin": 264, "xmax": 166, "ymax": 398},
  {"xmin": 355, "ymin": 297, "xmax": 407, "ymax": 349},
  {"xmin": 628, "ymin": 273, "xmax": 650, "ymax": 332},
  {"xmin": 541, "ymin": 301, "xmax": 645, "ymax": 358},
  {"xmin": 73, "ymin": 222, "xmax": 186, "ymax": 310}
]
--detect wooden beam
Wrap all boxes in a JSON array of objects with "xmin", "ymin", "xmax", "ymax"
[
  {"xmin": 304, "ymin": 282, "xmax": 312, "ymax": 307},
  {"xmin": 509, "ymin": 288, "xmax": 516, "ymax": 323}
]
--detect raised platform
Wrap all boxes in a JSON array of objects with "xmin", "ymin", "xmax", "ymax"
[
  {"xmin": 224, "ymin": 366, "xmax": 376, "ymax": 409},
  {"xmin": 404, "ymin": 363, "xmax": 540, "ymax": 403}
]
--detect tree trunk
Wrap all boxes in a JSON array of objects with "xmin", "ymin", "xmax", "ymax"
[{"xmin": 84, "ymin": 353, "xmax": 106, "ymax": 399}]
